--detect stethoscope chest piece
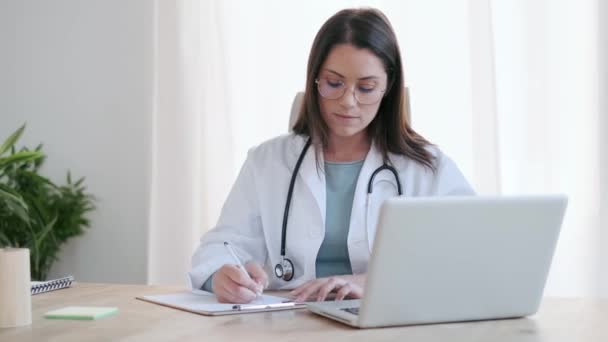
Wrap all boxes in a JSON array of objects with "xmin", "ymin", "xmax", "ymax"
[
  {"xmin": 274, "ymin": 258, "xmax": 294, "ymax": 281},
  {"xmin": 275, "ymin": 137, "xmax": 402, "ymax": 282}
]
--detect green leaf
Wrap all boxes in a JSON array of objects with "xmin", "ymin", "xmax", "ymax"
[
  {"xmin": 34, "ymin": 216, "xmax": 57, "ymax": 249},
  {"xmin": 0, "ymin": 185, "xmax": 30, "ymax": 223},
  {"xmin": 74, "ymin": 177, "xmax": 85, "ymax": 188},
  {"xmin": 34, "ymin": 144, "xmax": 45, "ymax": 168},
  {"xmin": 0, "ymin": 124, "xmax": 25, "ymax": 156},
  {"xmin": 21, "ymin": 170, "xmax": 54, "ymax": 188},
  {"xmin": 4, "ymin": 199, "xmax": 30, "ymax": 224},
  {"xmin": 0, "ymin": 183, "xmax": 22, "ymax": 201},
  {"xmin": 0, "ymin": 150, "xmax": 43, "ymax": 168},
  {"xmin": 0, "ymin": 231, "xmax": 11, "ymax": 247}
]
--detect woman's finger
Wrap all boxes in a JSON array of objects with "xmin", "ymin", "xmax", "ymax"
[
  {"xmin": 289, "ymin": 279, "xmax": 316, "ymax": 297},
  {"xmin": 213, "ymin": 265, "xmax": 258, "ymax": 303},
  {"xmin": 338, "ymin": 282, "xmax": 364, "ymax": 300},
  {"xmin": 216, "ymin": 282, "xmax": 239, "ymax": 303},
  {"xmin": 224, "ymin": 264, "xmax": 260, "ymax": 294},
  {"xmin": 214, "ymin": 273, "xmax": 240, "ymax": 303},
  {"xmin": 334, "ymin": 283, "xmax": 353, "ymax": 301},
  {"xmin": 245, "ymin": 262, "xmax": 269, "ymax": 289},
  {"xmin": 293, "ymin": 280, "xmax": 324, "ymax": 302},
  {"xmin": 316, "ymin": 278, "xmax": 343, "ymax": 302},
  {"xmin": 295, "ymin": 278, "xmax": 338, "ymax": 303},
  {"xmin": 221, "ymin": 277, "xmax": 257, "ymax": 303}
]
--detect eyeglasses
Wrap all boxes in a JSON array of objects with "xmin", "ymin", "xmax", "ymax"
[{"xmin": 315, "ymin": 77, "xmax": 385, "ymax": 105}]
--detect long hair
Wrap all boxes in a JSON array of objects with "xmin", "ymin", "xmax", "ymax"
[{"xmin": 292, "ymin": 8, "xmax": 436, "ymax": 171}]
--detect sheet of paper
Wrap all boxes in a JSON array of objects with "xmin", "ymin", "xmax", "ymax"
[{"xmin": 140, "ymin": 290, "xmax": 291, "ymax": 312}]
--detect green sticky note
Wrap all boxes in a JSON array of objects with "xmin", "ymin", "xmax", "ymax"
[{"xmin": 44, "ymin": 306, "xmax": 118, "ymax": 320}]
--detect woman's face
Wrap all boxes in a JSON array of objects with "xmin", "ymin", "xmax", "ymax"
[{"xmin": 317, "ymin": 43, "xmax": 388, "ymax": 141}]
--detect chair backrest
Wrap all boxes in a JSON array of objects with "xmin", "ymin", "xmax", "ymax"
[{"xmin": 288, "ymin": 87, "xmax": 412, "ymax": 132}]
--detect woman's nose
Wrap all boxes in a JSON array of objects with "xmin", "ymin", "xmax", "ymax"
[{"xmin": 339, "ymin": 86, "xmax": 357, "ymax": 109}]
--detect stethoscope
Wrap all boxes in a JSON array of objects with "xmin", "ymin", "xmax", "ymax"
[{"xmin": 274, "ymin": 138, "xmax": 403, "ymax": 281}]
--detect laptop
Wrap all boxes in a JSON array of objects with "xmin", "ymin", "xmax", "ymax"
[{"xmin": 307, "ymin": 195, "xmax": 568, "ymax": 328}]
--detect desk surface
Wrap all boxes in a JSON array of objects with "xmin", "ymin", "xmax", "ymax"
[{"xmin": 1, "ymin": 283, "xmax": 607, "ymax": 342}]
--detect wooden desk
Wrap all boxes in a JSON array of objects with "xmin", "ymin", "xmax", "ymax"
[{"xmin": 1, "ymin": 283, "xmax": 606, "ymax": 341}]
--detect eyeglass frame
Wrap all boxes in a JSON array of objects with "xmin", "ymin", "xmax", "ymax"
[{"xmin": 314, "ymin": 77, "xmax": 387, "ymax": 105}]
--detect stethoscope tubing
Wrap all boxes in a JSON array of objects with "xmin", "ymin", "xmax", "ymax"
[
  {"xmin": 280, "ymin": 138, "xmax": 312, "ymax": 256},
  {"xmin": 277, "ymin": 137, "xmax": 402, "ymax": 280}
]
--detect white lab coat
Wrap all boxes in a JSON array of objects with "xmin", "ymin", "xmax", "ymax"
[{"xmin": 188, "ymin": 134, "xmax": 474, "ymax": 290}]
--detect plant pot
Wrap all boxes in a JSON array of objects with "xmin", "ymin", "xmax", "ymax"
[{"xmin": 0, "ymin": 248, "xmax": 32, "ymax": 328}]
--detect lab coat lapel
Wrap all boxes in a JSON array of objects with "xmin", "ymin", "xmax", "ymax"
[
  {"xmin": 348, "ymin": 141, "xmax": 384, "ymax": 273},
  {"xmin": 296, "ymin": 138, "xmax": 326, "ymax": 227},
  {"xmin": 350, "ymin": 141, "xmax": 385, "ymax": 233}
]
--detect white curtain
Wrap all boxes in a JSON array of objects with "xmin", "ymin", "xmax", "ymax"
[
  {"xmin": 488, "ymin": 0, "xmax": 603, "ymax": 297},
  {"xmin": 148, "ymin": 0, "xmax": 606, "ymax": 297},
  {"xmin": 147, "ymin": 0, "xmax": 236, "ymax": 285}
]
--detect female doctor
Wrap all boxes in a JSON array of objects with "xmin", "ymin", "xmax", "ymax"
[{"xmin": 189, "ymin": 8, "xmax": 474, "ymax": 304}]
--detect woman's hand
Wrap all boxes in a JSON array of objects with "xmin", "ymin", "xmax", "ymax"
[
  {"xmin": 212, "ymin": 262, "xmax": 269, "ymax": 304},
  {"xmin": 289, "ymin": 274, "xmax": 366, "ymax": 302}
]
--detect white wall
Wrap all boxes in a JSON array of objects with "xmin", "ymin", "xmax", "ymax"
[
  {"xmin": 2, "ymin": 0, "xmax": 606, "ymax": 293},
  {"xmin": 0, "ymin": 0, "xmax": 155, "ymax": 283},
  {"xmin": 599, "ymin": 0, "xmax": 608, "ymax": 296}
]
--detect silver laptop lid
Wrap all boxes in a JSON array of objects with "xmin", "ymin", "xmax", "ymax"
[{"xmin": 358, "ymin": 195, "xmax": 567, "ymax": 328}]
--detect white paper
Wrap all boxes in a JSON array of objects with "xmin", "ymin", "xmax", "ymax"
[{"xmin": 140, "ymin": 290, "xmax": 292, "ymax": 313}]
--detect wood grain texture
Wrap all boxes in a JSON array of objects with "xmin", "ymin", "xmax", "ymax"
[{"xmin": 1, "ymin": 283, "xmax": 607, "ymax": 342}]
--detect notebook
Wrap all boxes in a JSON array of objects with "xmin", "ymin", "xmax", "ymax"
[
  {"xmin": 31, "ymin": 275, "xmax": 74, "ymax": 295},
  {"xmin": 136, "ymin": 289, "xmax": 306, "ymax": 316},
  {"xmin": 45, "ymin": 306, "xmax": 118, "ymax": 320}
]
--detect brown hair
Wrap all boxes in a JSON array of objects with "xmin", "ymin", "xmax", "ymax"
[{"xmin": 292, "ymin": 8, "xmax": 436, "ymax": 171}]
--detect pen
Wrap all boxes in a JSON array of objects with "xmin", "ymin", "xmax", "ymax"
[
  {"xmin": 231, "ymin": 302, "xmax": 296, "ymax": 311},
  {"xmin": 223, "ymin": 241, "xmax": 263, "ymax": 296}
]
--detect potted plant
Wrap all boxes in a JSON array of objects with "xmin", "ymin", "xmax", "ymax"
[{"xmin": 0, "ymin": 125, "xmax": 95, "ymax": 280}]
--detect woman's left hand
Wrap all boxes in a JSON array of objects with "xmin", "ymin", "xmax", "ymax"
[{"xmin": 289, "ymin": 274, "xmax": 366, "ymax": 302}]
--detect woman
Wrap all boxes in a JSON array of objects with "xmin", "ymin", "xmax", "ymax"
[{"xmin": 189, "ymin": 8, "xmax": 474, "ymax": 304}]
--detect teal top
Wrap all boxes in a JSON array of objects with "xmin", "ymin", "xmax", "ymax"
[
  {"xmin": 202, "ymin": 158, "xmax": 364, "ymax": 291},
  {"xmin": 315, "ymin": 159, "xmax": 364, "ymax": 278}
]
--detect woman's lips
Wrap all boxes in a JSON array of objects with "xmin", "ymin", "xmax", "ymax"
[{"xmin": 334, "ymin": 113, "xmax": 358, "ymax": 119}]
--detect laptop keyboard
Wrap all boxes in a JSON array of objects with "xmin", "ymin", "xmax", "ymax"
[{"xmin": 341, "ymin": 307, "xmax": 360, "ymax": 315}]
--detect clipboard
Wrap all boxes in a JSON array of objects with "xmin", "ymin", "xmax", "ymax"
[{"xmin": 136, "ymin": 289, "xmax": 306, "ymax": 316}]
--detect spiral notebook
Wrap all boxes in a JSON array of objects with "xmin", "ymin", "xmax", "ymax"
[{"xmin": 31, "ymin": 275, "xmax": 74, "ymax": 295}]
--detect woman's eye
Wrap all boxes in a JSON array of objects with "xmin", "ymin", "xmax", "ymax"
[
  {"xmin": 327, "ymin": 79, "xmax": 344, "ymax": 88},
  {"xmin": 358, "ymin": 85, "xmax": 375, "ymax": 93}
]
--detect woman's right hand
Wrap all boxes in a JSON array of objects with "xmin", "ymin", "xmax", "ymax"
[{"xmin": 212, "ymin": 262, "xmax": 268, "ymax": 303}]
